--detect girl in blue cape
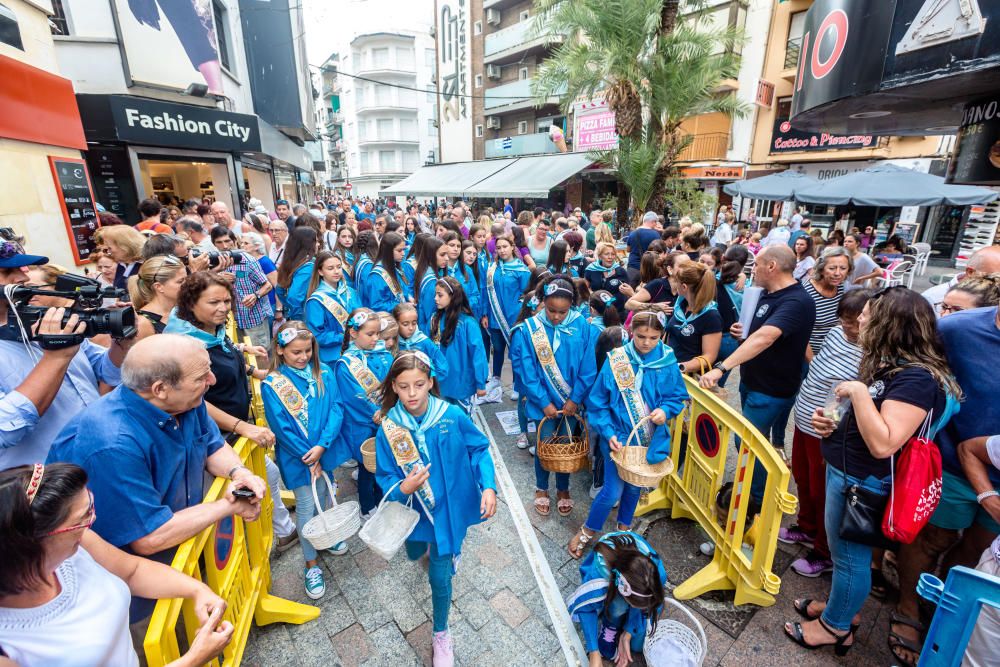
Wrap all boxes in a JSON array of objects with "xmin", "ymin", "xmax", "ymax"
[
  {"xmin": 571, "ymin": 311, "xmax": 688, "ymax": 559},
  {"xmin": 584, "ymin": 242, "xmax": 630, "ymax": 319},
  {"xmin": 402, "ymin": 232, "xmax": 427, "ymax": 287},
  {"xmin": 413, "ymin": 236, "xmax": 449, "ymax": 333},
  {"xmin": 352, "ymin": 230, "xmax": 377, "ymax": 300},
  {"xmin": 509, "ymin": 290, "xmax": 542, "ymax": 450},
  {"xmin": 510, "ymin": 277, "xmax": 599, "ymax": 517},
  {"xmin": 588, "ymin": 290, "xmax": 622, "ymax": 336},
  {"xmin": 261, "ymin": 323, "xmax": 349, "ymax": 600},
  {"xmin": 331, "ymin": 225, "xmax": 357, "ymax": 280},
  {"xmin": 366, "ymin": 232, "xmax": 412, "ymax": 313},
  {"xmin": 457, "ymin": 240, "xmax": 484, "ymax": 322},
  {"xmin": 430, "ymin": 277, "xmax": 488, "ymax": 412},
  {"xmin": 334, "ymin": 307, "xmax": 394, "ymax": 516},
  {"xmin": 485, "ymin": 235, "xmax": 531, "ymax": 386},
  {"xmin": 566, "ymin": 531, "xmax": 667, "ymax": 667},
  {"xmin": 275, "ymin": 226, "xmax": 318, "ymax": 321},
  {"xmin": 374, "ymin": 351, "xmax": 497, "ymax": 667},
  {"xmin": 441, "ymin": 231, "xmax": 463, "ymax": 279},
  {"xmin": 305, "ymin": 250, "xmax": 361, "ymax": 364},
  {"xmin": 393, "ymin": 303, "xmax": 449, "ymax": 383}
]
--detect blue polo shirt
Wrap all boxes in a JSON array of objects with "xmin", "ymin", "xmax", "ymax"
[{"xmin": 48, "ymin": 385, "xmax": 224, "ymax": 549}]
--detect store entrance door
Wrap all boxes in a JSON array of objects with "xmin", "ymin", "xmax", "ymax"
[{"xmin": 138, "ymin": 157, "xmax": 233, "ymax": 208}]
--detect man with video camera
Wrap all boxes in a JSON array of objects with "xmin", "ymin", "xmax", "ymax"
[{"xmin": 0, "ymin": 229, "xmax": 135, "ymax": 469}]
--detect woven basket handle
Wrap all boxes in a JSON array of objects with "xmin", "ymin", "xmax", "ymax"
[
  {"xmin": 625, "ymin": 415, "xmax": 655, "ymax": 449},
  {"xmin": 537, "ymin": 410, "xmax": 589, "ymax": 441},
  {"xmin": 661, "ymin": 597, "xmax": 707, "ymax": 660},
  {"xmin": 311, "ymin": 470, "xmax": 338, "ymax": 531}
]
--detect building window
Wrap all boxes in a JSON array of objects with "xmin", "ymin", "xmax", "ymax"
[
  {"xmin": 372, "ymin": 47, "xmax": 390, "ymax": 69},
  {"xmin": 474, "ymin": 73, "xmax": 483, "ymax": 88},
  {"xmin": 425, "ymin": 48, "xmax": 435, "ymax": 67},
  {"xmin": 0, "ymin": 3, "xmax": 24, "ymax": 50},
  {"xmin": 212, "ymin": 1, "xmax": 232, "ymax": 73},
  {"xmin": 375, "ymin": 84, "xmax": 391, "ymax": 106},
  {"xmin": 474, "ymin": 20, "xmax": 482, "ymax": 35},
  {"xmin": 49, "ymin": 0, "xmax": 70, "ymax": 35},
  {"xmin": 400, "ymin": 118, "xmax": 416, "ymax": 138},
  {"xmin": 785, "ymin": 11, "xmax": 807, "ymax": 69},
  {"xmin": 397, "ymin": 46, "xmax": 415, "ymax": 70},
  {"xmin": 517, "ymin": 120, "xmax": 528, "ymax": 135},
  {"xmin": 379, "ymin": 150, "xmax": 395, "ymax": 172},
  {"xmin": 475, "ymin": 124, "xmax": 484, "ymax": 138},
  {"xmin": 519, "ymin": 10, "xmax": 530, "ymax": 22},
  {"xmin": 360, "ymin": 152, "xmax": 370, "ymax": 172},
  {"xmin": 377, "ymin": 118, "xmax": 394, "ymax": 139},
  {"xmin": 352, "ymin": 52, "xmax": 361, "ymax": 72},
  {"xmin": 426, "ymin": 85, "xmax": 436, "ymax": 103},
  {"xmin": 402, "ymin": 150, "xmax": 419, "ymax": 172},
  {"xmin": 519, "ymin": 66, "xmax": 529, "ymax": 80}
]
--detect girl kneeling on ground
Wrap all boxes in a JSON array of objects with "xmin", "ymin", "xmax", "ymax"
[{"xmin": 374, "ymin": 352, "xmax": 497, "ymax": 667}]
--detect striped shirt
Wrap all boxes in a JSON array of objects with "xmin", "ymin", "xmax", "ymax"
[
  {"xmin": 793, "ymin": 326, "xmax": 862, "ymax": 437},
  {"xmin": 802, "ymin": 279, "xmax": 843, "ymax": 355}
]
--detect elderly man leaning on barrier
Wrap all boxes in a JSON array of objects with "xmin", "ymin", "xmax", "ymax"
[{"xmin": 47, "ymin": 333, "xmax": 267, "ymax": 625}]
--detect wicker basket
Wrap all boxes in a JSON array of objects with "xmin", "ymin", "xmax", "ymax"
[
  {"xmin": 536, "ymin": 412, "xmax": 590, "ymax": 473},
  {"xmin": 643, "ymin": 598, "xmax": 707, "ymax": 666},
  {"xmin": 611, "ymin": 415, "xmax": 675, "ymax": 488},
  {"xmin": 302, "ymin": 471, "xmax": 361, "ymax": 551},
  {"xmin": 360, "ymin": 437, "xmax": 377, "ymax": 473}
]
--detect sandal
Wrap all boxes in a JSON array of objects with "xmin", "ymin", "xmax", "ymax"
[
  {"xmin": 568, "ymin": 526, "xmax": 595, "ymax": 559},
  {"xmin": 793, "ymin": 599, "xmax": 859, "ymax": 633},
  {"xmin": 784, "ymin": 617, "xmax": 854, "ymax": 656},
  {"xmin": 533, "ymin": 491, "xmax": 550, "ymax": 517},
  {"xmin": 556, "ymin": 492, "xmax": 574, "ymax": 517},
  {"xmin": 888, "ymin": 611, "xmax": 924, "ymax": 667}
]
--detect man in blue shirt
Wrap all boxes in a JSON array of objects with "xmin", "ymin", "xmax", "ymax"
[
  {"xmin": 0, "ymin": 230, "xmax": 129, "ymax": 469},
  {"xmin": 626, "ymin": 211, "xmax": 662, "ymax": 285},
  {"xmin": 47, "ymin": 334, "xmax": 266, "ymax": 620}
]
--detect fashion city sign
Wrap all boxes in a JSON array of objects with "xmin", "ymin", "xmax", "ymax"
[{"xmin": 108, "ymin": 96, "xmax": 262, "ymax": 152}]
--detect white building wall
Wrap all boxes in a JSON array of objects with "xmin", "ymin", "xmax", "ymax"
[{"xmin": 728, "ymin": 0, "xmax": 775, "ymax": 165}]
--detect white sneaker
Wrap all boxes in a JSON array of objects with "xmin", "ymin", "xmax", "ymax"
[
  {"xmin": 528, "ymin": 445, "xmax": 536, "ymax": 456},
  {"xmin": 327, "ymin": 541, "xmax": 349, "ymax": 556},
  {"xmin": 516, "ymin": 433, "xmax": 529, "ymax": 449},
  {"xmin": 589, "ymin": 484, "xmax": 602, "ymax": 499},
  {"xmin": 351, "ymin": 468, "xmax": 359, "ymax": 481},
  {"xmin": 486, "ymin": 376, "xmax": 500, "ymax": 390},
  {"xmin": 507, "ymin": 389, "xmax": 519, "ymax": 401}
]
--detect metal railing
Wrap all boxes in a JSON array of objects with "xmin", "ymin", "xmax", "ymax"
[
  {"xmin": 677, "ymin": 132, "xmax": 729, "ymax": 161},
  {"xmin": 784, "ymin": 37, "xmax": 802, "ymax": 70}
]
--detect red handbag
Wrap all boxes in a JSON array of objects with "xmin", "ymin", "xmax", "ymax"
[{"xmin": 882, "ymin": 412, "xmax": 943, "ymax": 544}]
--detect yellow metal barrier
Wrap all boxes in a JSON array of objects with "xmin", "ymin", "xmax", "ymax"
[
  {"xmin": 143, "ymin": 338, "xmax": 318, "ymax": 666},
  {"xmin": 635, "ymin": 376, "xmax": 798, "ymax": 607}
]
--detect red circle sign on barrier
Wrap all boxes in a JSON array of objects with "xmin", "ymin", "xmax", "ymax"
[
  {"xmin": 214, "ymin": 516, "xmax": 234, "ymax": 570},
  {"xmin": 695, "ymin": 414, "xmax": 720, "ymax": 458}
]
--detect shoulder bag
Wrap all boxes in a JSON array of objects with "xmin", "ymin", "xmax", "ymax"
[{"xmin": 838, "ymin": 414, "xmax": 893, "ymax": 549}]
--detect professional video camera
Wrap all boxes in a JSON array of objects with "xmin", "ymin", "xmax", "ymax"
[
  {"xmin": 3, "ymin": 273, "xmax": 137, "ymax": 346},
  {"xmin": 188, "ymin": 248, "xmax": 244, "ymax": 268}
]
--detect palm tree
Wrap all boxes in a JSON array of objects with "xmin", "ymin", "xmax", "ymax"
[{"xmin": 533, "ymin": 0, "xmax": 746, "ymax": 226}]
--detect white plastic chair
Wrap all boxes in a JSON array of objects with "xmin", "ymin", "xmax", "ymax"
[
  {"xmin": 912, "ymin": 242, "xmax": 931, "ymax": 276},
  {"xmin": 877, "ymin": 260, "xmax": 914, "ymax": 288}
]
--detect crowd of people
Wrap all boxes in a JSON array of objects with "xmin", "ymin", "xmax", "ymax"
[{"xmin": 1, "ymin": 191, "xmax": 998, "ymax": 667}]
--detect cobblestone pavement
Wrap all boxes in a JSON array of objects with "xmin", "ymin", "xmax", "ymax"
[{"xmin": 245, "ymin": 268, "xmax": 947, "ymax": 666}]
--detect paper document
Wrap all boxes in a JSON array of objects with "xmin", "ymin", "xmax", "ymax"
[{"xmin": 737, "ymin": 286, "xmax": 763, "ymax": 340}]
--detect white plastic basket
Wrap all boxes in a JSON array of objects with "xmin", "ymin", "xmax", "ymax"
[
  {"xmin": 301, "ymin": 471, "xmax": 361, "ymax": 551},
  {"xmin": 359, "ymin": 480, "xmax": 420, "ymax": 560},
  {"xmin": 643, "ymin": 598, "xmax": 707, "ymax": 667}
]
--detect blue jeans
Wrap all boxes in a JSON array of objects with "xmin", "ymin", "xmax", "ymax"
[
  {"xmin": 292, "ymin": 479, "xmax": 331, "ymax": 563},
  {"xmin": 489, "ymin": 328, "xmax": 507, "ymax": 378},
  {"xmin": 357, "ymin": 464, "xmax": 383, "ymax": 516},
  {"xmin": 535, "ymin": 416, "xmax": 570, "ymax": 492},
  {"xmin": 517, "ymin": 394, "xmax": 531, "ymax": 435},
  {"xmin": 739, "ymin": 383, "xmax": 795, "ymax": 503},
  {"xmin": 822, "ymin": 465, "xmax": 891, "ymax": 631},
  {"xmin": 717, "ymin": 333, "xmax": 739, "ymax": 388},
  {"xmin": 584, "ymin": 441, "xmax": 640, "ymax": 532},
  {"xmin": 406, "ymin": 541, "xmax": 452, "ymax": 632}
]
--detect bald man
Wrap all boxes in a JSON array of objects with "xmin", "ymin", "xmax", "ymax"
[
  {"xmin": 210, "ymin": 201, "xmax": 251, "ymax": 237},
  {"xmin": 701, "ymin": 245, "xmax": 816, "ymax": 503},
  {"xmin": 48, "ymin": 334, "xmax": 266, "ymax": 621},
  {"xmin": 923, "ymin": 245, "xmax": 1000, "ymax": 314}
]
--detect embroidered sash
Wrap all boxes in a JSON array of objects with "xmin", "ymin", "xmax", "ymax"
[
  {"xmin": 373, "ymin": 265, "xmax": 404, "ymax": 302},
  {"xmin": 486, "ymin": 263, "xmax": 512, "ymax": 343},
  {"xmin": 312, "ymin": 291, "xmax": 349, "ymax": 326},
  {"xmin": 527, "ymin": 318, "xmax": 571, "ymax": 403},
  {"xmin": 346, "ymin": 354, "xmax": 381, "ymax": 403},
  {"xmin": 381, "ymin": 417, "xmax": 436, "ymax": 517},
  {"xmin": 607, "ymin": 347, "xmax": 652, "ymax": 447},
  {"xmin": 265, "ymin": 374, "xmax": 309, "ymax": 438}
]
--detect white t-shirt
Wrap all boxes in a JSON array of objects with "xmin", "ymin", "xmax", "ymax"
[
  {"xmin": 711, "ymin": 222, "xmax": 733, "ymax": 246},
  {"xmin": 847, "ymin": 252, "xmax": 879, "ymax": 290},
  {"xmin": 790, "ymin": 212, "xmax": 804, "ymax": 232},
  {"xmin": 0, "ymin": 547, "xmax": 138, "ymax": 667}
]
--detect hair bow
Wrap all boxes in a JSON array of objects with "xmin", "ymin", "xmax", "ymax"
[
  {"xmin": 347, "ymin": 311, "xmax": 370, "ymax": 329},
  {"xmin": 614, "ymin": 570, "xmax": 652, "ymax": 599},
  {"xmin": 277, "ymin": 328, "xmax": 309, "ymax": 346}
]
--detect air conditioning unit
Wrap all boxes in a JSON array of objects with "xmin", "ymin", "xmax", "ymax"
[
  {"xmin": 486, "ymin": 64, "xmax": 501, "ymax": 80},
  {"xmin": 486, "ymin": 116, "xmax": 501, "ymax": 130},
  {"xmin": 429, "ymin": 25, "xmax": 436, "ymax": 37},
  {"xmin": 486, "ymin": 8, "xmax": 501, "ymax": 25}
]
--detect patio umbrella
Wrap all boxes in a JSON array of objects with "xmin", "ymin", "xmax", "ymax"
[
  {"xmin": 722, "ymin": 170, "xmax": 818, "ymax": 199},
  {"xmin": 794, "ymin": 163, "xmax": 999, "ymax": 206}
]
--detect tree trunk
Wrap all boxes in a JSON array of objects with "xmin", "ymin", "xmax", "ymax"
[
  {"xmin": 616, "ymin": 181, "xmax": 632, "ymax": 234},
  {"xmin": 660, "ymin": 0, "xmax": 680, "ymax": 37}
]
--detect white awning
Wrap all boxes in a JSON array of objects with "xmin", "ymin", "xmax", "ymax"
[
  {"xmin": 380, "ymin": 152, "xmax": 594, "ymax": 198},
  {"xmin": 463, "ymin": 153, "xmax": 595, "ymax": 198}
]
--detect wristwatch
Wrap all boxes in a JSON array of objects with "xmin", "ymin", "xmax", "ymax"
[
  {"xmin": 227, "ymin": 465, "xmax": 250, "ymax": 480},
  {"xmin": 713, "ymin": 360, "xmax": 728, "ymax": 373}
]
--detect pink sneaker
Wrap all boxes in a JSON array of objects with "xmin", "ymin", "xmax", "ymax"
[
  {"xmin": 791, "ymin": 552, "xmax": 834, "ymax": 578},
  {"xmin": 432, "ymin": 630, "xmax": 454, "ymax": 667},
  {"xmin": 777, "ymin": 525, "xmax": 814, "ymax": 547}
]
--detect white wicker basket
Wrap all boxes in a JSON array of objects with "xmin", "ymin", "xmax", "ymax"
[
  {"xmin": 358, "ymin": 480, "xmax": 420, "ymax": 561},
  {"xmin": 643, "ymin": 598, "xmax": 707, "ymax": 667},
  {"xmin": 301, "ymin": 471, "xmax": 361, "ymax": 551}
]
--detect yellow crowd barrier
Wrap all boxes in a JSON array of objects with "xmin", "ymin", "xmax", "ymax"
[
  {"xmin": 635, "ymin": 376, "xmax": 798, "ymax": 607},
  {"xmin": 143, "ymin": 337, "xmax": 318, "ymax": 666}
]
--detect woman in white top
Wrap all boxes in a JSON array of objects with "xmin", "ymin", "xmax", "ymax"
[
  {"xmin": 0, "ymin": 464, "xmax": 233, "ymax": 667},
  {"xmin": 763, "ymin": 218, "xmax": 792, "ymax": 248},
  {"xmin": 793, "ymin": 235, "xmax": 816, "ymax": 281},
  {"xmin": 843, "ymin": 233, "xmax": 882, "ymax": 289}
]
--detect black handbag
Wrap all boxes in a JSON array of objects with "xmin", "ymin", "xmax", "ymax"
[{"xmin": 837, "ymin": 415, "xmax": 892, "ymax": 549}]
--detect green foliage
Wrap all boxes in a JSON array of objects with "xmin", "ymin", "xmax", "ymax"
[{"xmin": 661, "ymin": 177, "xmax": 715, "ymax": 221}]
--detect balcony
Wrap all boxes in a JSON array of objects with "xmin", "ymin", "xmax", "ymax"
[
  {"xmin": 355, "ymin": 63, "xmax": 416, "ymax": 78},
  {"xmin": 484, "ymin": 132, "xmax": 560, "ymax": 158},
  {"xmin": 483, "ymin": 78, "xmax": 564, "ymax": 113},
  {"xmin": 358, "ymin": 136, "xmax": 420, "ymax": 146},
  {"xmin": 676, "ymin": 132, "xmax": 729, "ymax": 162},
  {"xmin": 782, "ymin": 37, "xmax": 801, "ymax": 79},
  {"xmin": 483, "ymin": 0, "xmax": 521, "ymax": 9},
  {"xmin": 356, "ymin": 102, "xmax": 419, "ymax": 114},
  {"xmin": 484, "ymin": 20, "xmax": 565, "ymax": 65}
]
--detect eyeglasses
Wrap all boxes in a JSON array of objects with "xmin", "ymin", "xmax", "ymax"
[
  {"xmin": 939, "ymin": 302, "xmax": 965, "ymax": 314},
  {"xmin": 46, "ymin": 490, "xmax": 96, "ymax": 536}
]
